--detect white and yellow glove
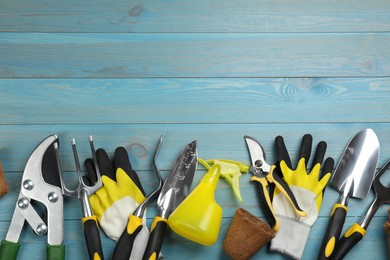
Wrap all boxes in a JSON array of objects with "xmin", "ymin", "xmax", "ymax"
[
  {"xmin": 85, "ymin": 147, "xmax": 148, "ymax": 260},
  {"xmin": 270, "ymin": 134, "xmax": 334, "ymax": 259}
]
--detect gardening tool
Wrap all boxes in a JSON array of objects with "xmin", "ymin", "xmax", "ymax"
[
  {"xmin": 331, "ymin": 159, "xmax": 390, "ymax": 259},
  {"xmin": 244, "ymin": 135, "xmax": 306, "ymax": 231},
  {"xmin": 143, "ymin": 140, "xmax": 198, "ymax": 260},
  {"xmin": 318, "ymin": 128, "xmax": 380, "ymax": 260},
  {"xmin": 112, "ymin": 135, "xmax": 164, "ymax": 260},
  {"xmin": 59, "ymin": 136, "xmax": 103, "ymax": 260},
  {"xmin": 0, "ymin": 161, "xmax": 9, "ymax": 196},
  {"xmin": 0, "ymin": 135, "xmax": 65, "ymax": 260}
]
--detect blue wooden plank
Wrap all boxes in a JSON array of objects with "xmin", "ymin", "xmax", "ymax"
[
  {"xmin": 1, "ymin": 0, "xmax": 389, "ymax": 33},
  {"xmin": 1, "ymin": 78, "xmax": 390, "ymax": 124},
  {"xmin": 1, "ymin": 123, "xmax": 390, "ymax": 172},
  {"xmin": 0, "ymin": 0, "xmax": 389, "ymax": 259},
  {"xmin": 1, "ymin": 33, "xmax": 389, "ymax": 77}
]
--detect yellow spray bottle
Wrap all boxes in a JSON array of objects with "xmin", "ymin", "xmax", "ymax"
[{"xmin": 168, "ymin": 162, "xmax": 222, "ymax": 246}]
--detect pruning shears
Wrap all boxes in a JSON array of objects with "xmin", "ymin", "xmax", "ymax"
[
  {"xmin": 0, "ymin": 135, "xmax": 65, "ymax": 260},
  {"xmin": 244, "ymin": 135, "xmax": 306, "ymax": 231}
]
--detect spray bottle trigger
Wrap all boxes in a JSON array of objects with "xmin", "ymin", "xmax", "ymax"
[{"xmin": 198, "ymin": 159, "xmax": 249, "ymax": 203}]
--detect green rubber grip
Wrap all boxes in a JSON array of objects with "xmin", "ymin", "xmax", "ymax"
[
  {"xmin": 47, "ymin": 244, "xmax": 65, "ymax": 260},
  {"xmin": 0, "ymin": 240, "xmax": 20, "ymax": 260}
]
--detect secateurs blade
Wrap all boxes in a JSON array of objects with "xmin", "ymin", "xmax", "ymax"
[
  {"xmin": 244, "ymin": 135, "xmax": 306, "ymax": 231},
  {"xmin": 0, "ymin": 135, "xmax": 65, "ymax": 260}
]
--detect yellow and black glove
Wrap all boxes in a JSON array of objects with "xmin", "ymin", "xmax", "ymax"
[
  {"xmin": 270, "ymin": 134, "xmax": 334, "ymax": 259},
  {"xmin": 85, "ymin": 147, "xmax": 148, "ymax": 260}
]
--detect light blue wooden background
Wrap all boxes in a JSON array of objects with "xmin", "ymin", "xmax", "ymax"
[{"xmin": 1, "ymin": 1, "xmax": 390, "ymax": 259}]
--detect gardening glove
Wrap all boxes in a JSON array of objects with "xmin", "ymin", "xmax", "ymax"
[
  {"xmin": 270, "ymin": 134, "xmax": 334, "ymax": 259},
  {"xmin": 85, "ymin": 146, "xmax": 149, "ymax": 260}
]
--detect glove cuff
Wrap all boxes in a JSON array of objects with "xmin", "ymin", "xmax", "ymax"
[{"xmin": 270, "ymin": 216, "xmax": 311, "ymax": 260}]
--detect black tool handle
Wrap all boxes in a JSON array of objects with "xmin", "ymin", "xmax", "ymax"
[
  {"xmin": 318, "ymin": 204, "xmax": 348, "ymax": 260},
  {"xmin": 143, "ymin": 216, "xmax": 168, "ymax": 260},
  {"xmin": 269, "ymin": 168, "xmax": 305, "ymax": 217},
  {"xmin": 82, "ymin": 216, "xmax": 104, "ymax": 260},
  {"xmin": 250, "ymin": 176, "xmax": 277, "ymax": 230},
  {"xmin": 332, "ymin": 223, "xmax": 365, "ymax": 260},
  {"xmin": 112, "ymin": 215, "xmax": 144, "ymax": 260}
]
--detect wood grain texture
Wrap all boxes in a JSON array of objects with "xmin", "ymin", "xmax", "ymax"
[
  {"xmin": 1, "ymin": 123, "xmax": 390, "ymax": 172},
  {"xmin": 1, "ymin": 78, "xmax": 390, "ymax": 124},
  {"xmin": 1, "ymin": 0, "xmax": 390, "ymax": 33},
  {"xmin": 1, "ymin": 33, "xmax": 389, "ymax": 78},
  {"xmin": 1, "ymin": 0, "xmax": 389, "ymax": 259}
]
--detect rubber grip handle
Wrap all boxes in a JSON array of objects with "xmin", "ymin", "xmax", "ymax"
[
  {"xmin": 112, "ymin": 215, "xmax": 143, "ymax": 260},
  {"xmin": 0, "ymin": 240, "xmax": 20, "ymax": 260},
  {"xmin": 250, "ymin": 176, "xmax": 278, "ymax": 231},
  {"xmin": 269, "ymin": 168, "xmax": 306, "ymax": 217},
  {"xmin": 332, "ymin": 223, "xmax": 366, "ymax": 260},
  {"xmin": 142, "ymin": 216, "xmax": 168, "ymax": 260},
  {"xmin": 47, "ymin": 244, "xmax": 65, "ymax": 260},
  {"xmin": 318, "ymin": 204, "xmax": 348, "ymax": 260},
  {"xmin": 82, "ymin": 217, "xmax": 104, "ymax": 260}
]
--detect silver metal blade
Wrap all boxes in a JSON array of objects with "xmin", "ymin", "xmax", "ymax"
[
  {"xmin": 331, "ymin": 128, "xmax": 380, "ymax": 199},
  {"xmin": 244, "ymin": 135, "xmax": 271, "ymax": 173},
  {"xmin": 8, "ymin": 135, "xmax": 64, "ymax": 245},
  {"xmin": 5, "ymin": 201, "xmax": 25, "ymax": 243},
  {"xmin": 157, "ymin": 140, "xmax": 197, "ymax": 218}
]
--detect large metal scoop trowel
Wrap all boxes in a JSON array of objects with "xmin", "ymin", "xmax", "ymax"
[
  {"xmin": 332, "ymin": 159, "xmax": 390, "ymax": 259},
  {"xmin": 318, "ymin": 128, "xmax": 380, "ymax": 260}
]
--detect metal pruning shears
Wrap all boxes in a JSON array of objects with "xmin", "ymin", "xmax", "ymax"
[
  {"xmin": 0, "ymin": 135, "xmax": 65, "ymax": 260},
  {"xmin": 244, "ymin": 135, "xmax": 306, "ymax": 231}
]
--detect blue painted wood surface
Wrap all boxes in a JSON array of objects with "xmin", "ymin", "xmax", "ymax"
[{"xmin": 0, "ymin": 1, "xmax": 389, "ymax": 259}]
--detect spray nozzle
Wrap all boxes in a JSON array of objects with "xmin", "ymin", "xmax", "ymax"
[{"xmin": 198, "ymin": 158, "xmax": 249, "ymax": 203}]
